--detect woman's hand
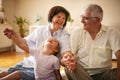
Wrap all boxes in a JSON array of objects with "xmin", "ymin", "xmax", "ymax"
[
  {"xmin": 4, "ymin": 28, "xmax": 16, "ymax": 39},
  {"xmin": 4, "ymin": 28, "xmax": 29, "ymax": 52}
]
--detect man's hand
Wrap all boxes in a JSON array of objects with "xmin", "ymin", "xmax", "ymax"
[{"xmin": 61, "ymin": 52, "xmax": 76, "ymax": 73}]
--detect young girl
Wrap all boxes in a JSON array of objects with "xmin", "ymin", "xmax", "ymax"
[{"xmin": 30, "ymin": 37, "xmax": 62, "ymax": 80}]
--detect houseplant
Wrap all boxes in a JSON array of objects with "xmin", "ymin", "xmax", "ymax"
[
  {"xmin": 14, "ymin": 16, "xmax": 29, "ymax": 37},
  {"xmin": 67, "ymin": 16, "xmax": 74, "ymax": 26},
  {"xmin": 67, "ymin": 16, "xmax": 74, "ymax": 23}
]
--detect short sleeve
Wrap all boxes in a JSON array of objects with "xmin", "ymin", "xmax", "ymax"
[
  {"xmin": 24, "ymin": 27, "xmax": 40, "ymax": 47},
  {"xmin": 53, "ymin": 57, "xmax": 60, "ymax": 69},
  {"xmin": 70, "ymin": 28, "xmax": 82, "ymax": 54},
  {"xmin": 109, "ymin": 29, "xmax": 120, "ymax": 53}
]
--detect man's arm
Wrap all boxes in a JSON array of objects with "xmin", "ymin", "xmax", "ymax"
[{"xmin": 115, "ymin": 50, "xmax": 120, "ymax": 80}]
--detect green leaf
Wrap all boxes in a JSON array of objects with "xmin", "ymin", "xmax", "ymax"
[
  {"xmin": 67, "ymin": 16, "xmax": 74, "ymax": 22},
  {"xmin": 14, "ymin": 16, "xmax": 29, "ymax": 37}
]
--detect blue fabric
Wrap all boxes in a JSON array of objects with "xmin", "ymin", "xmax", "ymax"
[
  {"xmin": 8, "ymin": 62, "xmax": 35, "ymax": 80},
  {"xmin": 20, "ymin": 68, "xmax": 34, "ymax": 80}
]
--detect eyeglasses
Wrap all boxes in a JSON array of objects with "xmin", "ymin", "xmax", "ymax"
[{"xmin": 80, "ymin": 15, "xmax": 98, "ymax": 21}]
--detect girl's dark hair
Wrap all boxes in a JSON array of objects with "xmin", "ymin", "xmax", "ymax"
[{"xmin": 48, "ymin": 6, "xmax": 70, "ymax": 29}]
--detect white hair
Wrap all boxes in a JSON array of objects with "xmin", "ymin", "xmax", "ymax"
[{"xmin": 81, "ymin": 4, "xmax": 103, "ymax": 21}]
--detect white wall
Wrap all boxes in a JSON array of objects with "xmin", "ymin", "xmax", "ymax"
[
  {"xmin": 3, "ymin": 0, "xmax": 120, "ymax": 34},
  {"xmin": 3, "ymin": 0, "xmax": 15, "ymax": 25}
]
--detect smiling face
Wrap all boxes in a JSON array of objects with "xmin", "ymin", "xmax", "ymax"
[
  {"xmin": 51, "ymin": 12, "xmax": 66, "ymax": 29},
  {"xmin": 43, "ymin": 37, "xmax": 59, "ymax": 55},
  {"xmin": 81, "ymin": 11, "xmax": 95, "ymax": 30},
  {"xmin": 48, "ymin": 6, "xmax": 70, "ymax": 28},
  {"xmin": 80, "ymin": 10, "xmax": 100, "ymax": 32},
  {"xmin": 80, "ymin": 4, "xmax": 103, "ymax": 33}
]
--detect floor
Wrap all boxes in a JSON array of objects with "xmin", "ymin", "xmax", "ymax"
[
  {"xmin": 0, "ymin": 51, "xmax": 29, "ymax": 68},
  {"xmin": 112, "ymin": 60, "xmax": 117, "ymax": 68}
]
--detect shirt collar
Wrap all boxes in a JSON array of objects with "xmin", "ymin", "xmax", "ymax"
[
  {"xmin": 83, "ymin": 24, "xmax": 107, "ymax": 33},
  {"xmin": 46, "ymin": 24, "xmax": 63, "ymax": 35},
  {"xmin": 46, "ymin": 25, "xmax": 50, "ymax": 32},
  {"xmin": 100, "ymin": 24, "xmax": 107, "ymax": 32}
]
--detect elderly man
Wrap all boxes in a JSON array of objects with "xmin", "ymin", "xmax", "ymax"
[{"xmin": 66, "ymin": 4, "xmax": 120, "ymax": 80}]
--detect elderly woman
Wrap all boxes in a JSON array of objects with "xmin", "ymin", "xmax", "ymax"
[{"xmin": 1, "ymin": 6, "xmax": 76, "ymax": 80}]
